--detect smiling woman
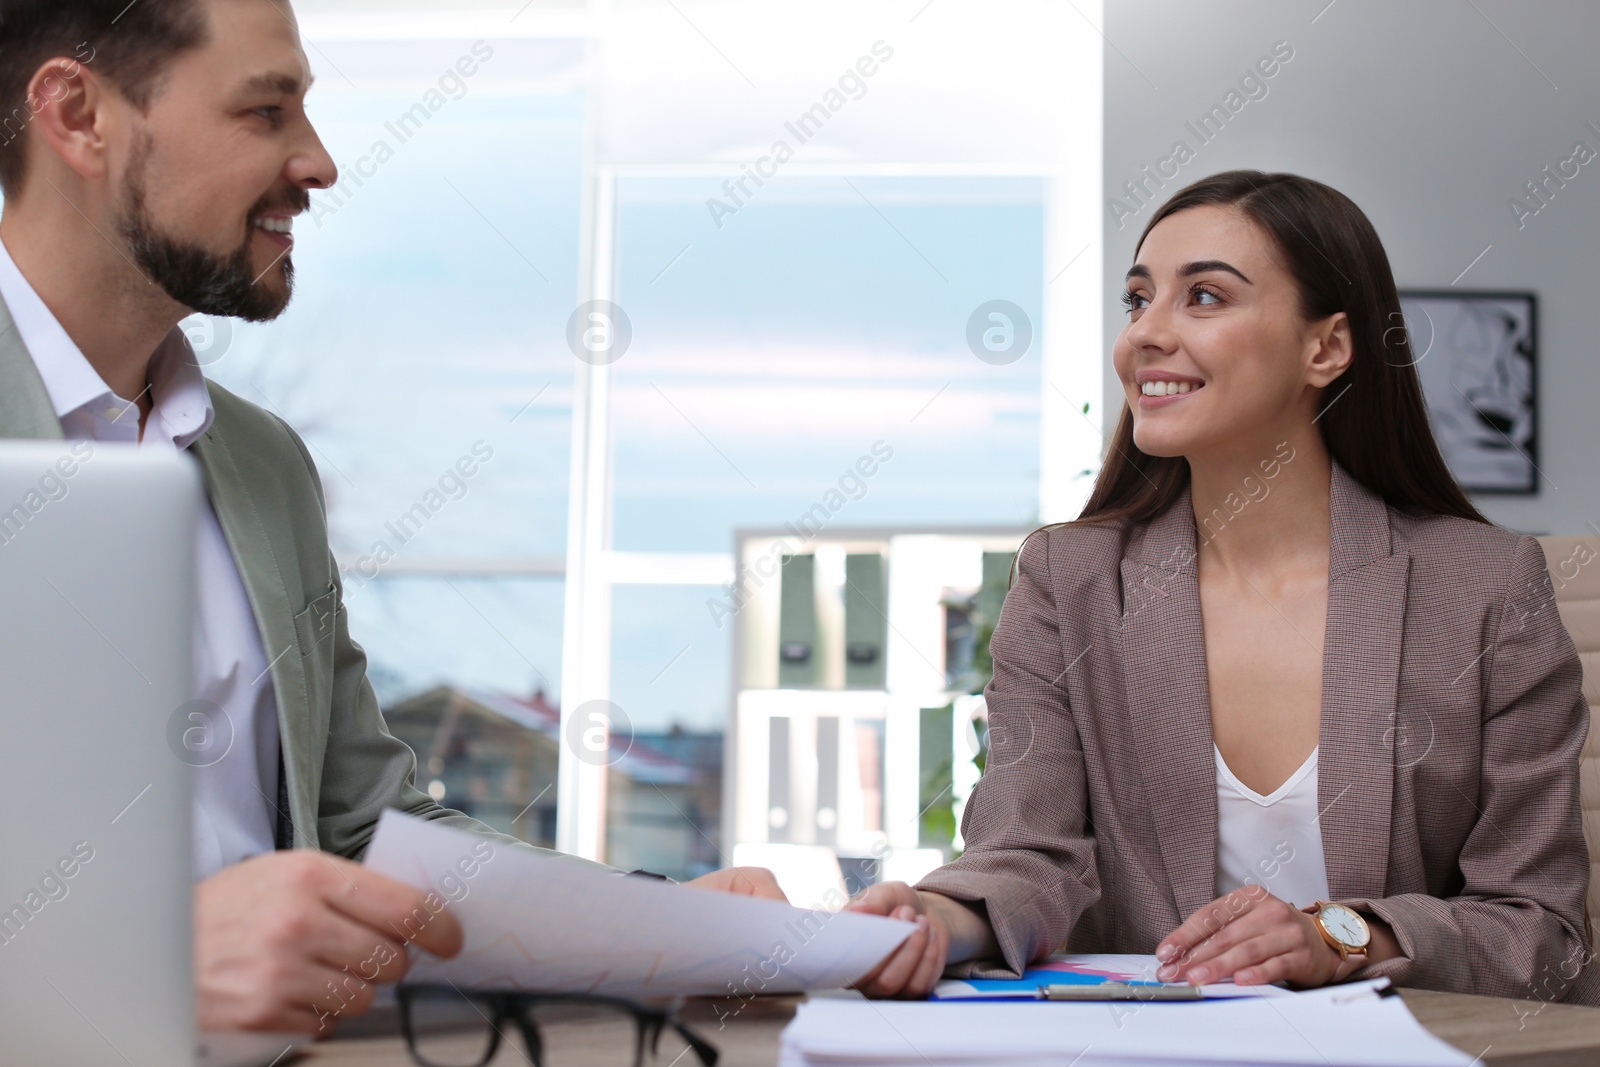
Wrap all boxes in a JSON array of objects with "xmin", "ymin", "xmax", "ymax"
[
  {"xmin": 1090, "ymin": 172, "xmax": 1482, "ymax": 529},
  {"xmin": 848, "ymin": 170, "xmax": 1597, "ymax": 1008}
]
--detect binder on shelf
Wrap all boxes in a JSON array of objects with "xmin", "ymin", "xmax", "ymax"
[
  {"xmin": 843, "ymin": 552, "xmax": 888, "ymax": 689},
  {"xmin": 768, "ymin": 716, "xmax": 791, "ymax": 843},
  {"xmin": 816, "ymin": 716, "xmax": 839, "ymax": 847},
  {"xmin": 778, "ymin": 553, "xmax": 819, "ymax": 688}
]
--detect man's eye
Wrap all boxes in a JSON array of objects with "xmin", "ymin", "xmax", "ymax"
[{"xmin": 251, "ymin": 106, "xmax": 282, "ymax": 120}]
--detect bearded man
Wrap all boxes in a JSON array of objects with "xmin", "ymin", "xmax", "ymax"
[{"xmin": 0, "ymin": 0, "xmax": 781, "ymax": 1034}]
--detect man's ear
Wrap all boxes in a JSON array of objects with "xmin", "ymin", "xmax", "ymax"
[
  {"xmin": 26, "ymin": 56, "xmax": 117, "ymax": 185},
  {"xmin": 1306, "ymin": 311, "xmax": 1353, "ymax": 388}
]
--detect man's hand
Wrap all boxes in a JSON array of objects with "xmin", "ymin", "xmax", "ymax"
[
  {"xmin": 846, "ymin": 882, "xmax": 951, "ymax": 998},
  {"xmin": 1155, "ymin": 886, "xmax": 1343, "ymax": 988},
  {"xmin": 683, "ymin": 866, "xmax": 789, "ymax": 901},
  {"xmin": 195, "ymin": 851, "xmax": 463, "ymax": 1035}
]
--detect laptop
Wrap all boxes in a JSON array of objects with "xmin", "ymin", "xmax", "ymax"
[{"xmin": 0, "ymin": 442, "xmax": 302, "ymax": 1067}]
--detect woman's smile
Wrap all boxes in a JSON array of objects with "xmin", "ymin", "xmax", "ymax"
[{"xmin": 1134, "ymin": 371, "xmax": 1206, "ymax": 408}]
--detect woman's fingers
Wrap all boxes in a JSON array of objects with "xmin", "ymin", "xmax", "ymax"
[
  {"xmin": 855, "ymin": 912, "xmax": 930, "ymax": 997},
  {"xmin": 847, "ymin": 885, "xmax": 922, "ymax": 992},
  {"xmin": 904, "ymin": 916, "xmax": 951, "ymax": 997},
  {"xmin": 849, "ymin": 887, "xmax": 952, "ymax": 999},
  {"xmin": 1237, "ymin": 913, "xmax": 1340, "ymax": 988},
  {"xmin": 852, "ymin": 903, "xmax": 918, "ymax": 990},
  {"xmin": 1183, "ymin": 924, "xmax": 1304, "ymax": 985},
  {"xmin": 1158, "ymin": 902, "xmax": 1272, "ymax": 979},
  {"xmin": 847, "ymin": 881, "xmax": 917, "ymax": 917},
  {"xmin": 1158, "ymin": 888, "xmax": 1297, "ymax": 981},
  {"xmin": 1236, "ymin": 950, "xmax": 1305, "ymax": 987},
  {"xmin": 851, "ymin": 940, "xmax": 895, "ymax": 991},
  {"xmin": 1157, "ymin": 889, "xmax": 1257, "ymax": 968},
  {"xmin": 1158, "ymin": 895, "xmax": 1338, "ymax": 988}
]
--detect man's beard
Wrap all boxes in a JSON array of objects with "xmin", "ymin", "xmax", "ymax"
[{"xmin": 115, "ymin": 137, "xmax": 308, "ymax": 323}]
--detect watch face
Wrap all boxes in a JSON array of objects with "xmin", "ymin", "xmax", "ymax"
[{"xmin": 1321, "ymin": 904, "xmax": 1371, "ymax": 948}]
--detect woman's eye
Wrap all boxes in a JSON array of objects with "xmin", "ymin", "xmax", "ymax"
[
  {"xmin": 1120, "ymin": 290, "xmax": 1148, "ymax": 313},
  {"xmin": 1190, "ymin": 285, "xmax": 1222, "ymax": 306}
]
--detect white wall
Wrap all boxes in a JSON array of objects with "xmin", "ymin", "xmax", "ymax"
[{"xmin": 1102, "ymin": 0, "xmax": 1600, "ymax": 535}]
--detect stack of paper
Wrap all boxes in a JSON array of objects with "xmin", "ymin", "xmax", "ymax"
[
  {"xmin": 781, "ymin": 983, "xmax": 1475, "ymax": 1067},
  {"xmin": 363, "ymin": 811, "xmax": 915, "ymax": 998}
]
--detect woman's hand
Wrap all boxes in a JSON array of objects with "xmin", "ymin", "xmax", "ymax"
[
  {"xmin": 846, "ymin": 882, "xmax": 952, "ymax": 998},
  {"xmin": 1155, "ymin": 886, "xmax": 1345, "ymax": 989}
]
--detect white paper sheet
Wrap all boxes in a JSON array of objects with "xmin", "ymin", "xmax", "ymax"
[
  {"xmin": 362, "ymin": 811, "xmax": 915, "ymax": 998},
  {"xmin": 781, "ymin": 983, "xmax": 1474, "ymax": 1067}
]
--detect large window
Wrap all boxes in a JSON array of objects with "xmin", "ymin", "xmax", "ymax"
[
  {"xmin": 611, "ymin": 175, "xmax": 1046, "ymax": 553},
  {"xmin": 607, "ymin": 172, "xmax": 1044, "ymax": 717},
  {"xmin": 208, "ymin": 38, "xmax": 585, "ymax": 705},
  {"xmin": 210, "ymin": 1, "xmax": 1102, "ymax": 876}
]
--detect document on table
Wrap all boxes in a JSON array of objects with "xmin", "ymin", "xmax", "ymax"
[
  {"xmin": 782, "ymin": 982, "xmax": 1474, "ymax": 1067},
  {"xmin": 363, "ymin": 811, "xmax": 915, "ymax": 997},
  {"xmin": 933, "ymin": 953, "xmax": 1293, "ymax": 999}
]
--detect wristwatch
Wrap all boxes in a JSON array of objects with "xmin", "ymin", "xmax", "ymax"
[{"xmin": 1303, "ymin": 900, "xmax": 1371, "ymax": 961}]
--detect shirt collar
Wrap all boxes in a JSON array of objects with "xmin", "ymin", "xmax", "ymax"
[
  {"xmin": 0, "ymin": 236, "xmax": 215, "ymax": 450},
  {"xmin": 146, "ymin": 328, "xmax": 215, "ymax": 449}
]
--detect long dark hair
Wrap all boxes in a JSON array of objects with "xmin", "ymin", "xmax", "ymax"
[{"xmin": 1077, "ymin": 170, "xmax": 1488, "ymax": 527}]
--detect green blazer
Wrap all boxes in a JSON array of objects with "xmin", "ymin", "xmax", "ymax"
[{"xmin": 0, "ymin": 295, "xmax": 589, "ymax": 865}]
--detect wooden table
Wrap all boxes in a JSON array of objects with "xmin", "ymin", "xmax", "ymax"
[
  {"xmin": 302, "ymin": 988, "xmax": 1600, "ymax": 1067},
  {"xmin": 1399, "ymin": 990, "xmax": 1600, "ymax": 1067}
]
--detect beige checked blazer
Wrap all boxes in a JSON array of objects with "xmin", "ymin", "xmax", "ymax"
[{"xmin": 919, "ymin": 460, "xmax": 1597, "ymax": 1004}]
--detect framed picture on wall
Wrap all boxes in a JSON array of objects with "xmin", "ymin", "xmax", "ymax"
[{"xmin": 1397, "ymin": 289, "xmax": 1538, "ymax": 494}]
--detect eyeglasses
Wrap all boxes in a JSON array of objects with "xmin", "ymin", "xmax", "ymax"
[{"xmin": 396, "ymin": 984, "xmax": 720, "ymax": 1067}]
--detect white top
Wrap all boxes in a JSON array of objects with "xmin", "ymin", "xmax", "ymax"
[
  {"xmin": 0, "ymin": 238, "xmax": 281, "ymax": 881},
  {"xmin": 1214, "ymin": 744, "xmax": 1331, "ymax": 908}
]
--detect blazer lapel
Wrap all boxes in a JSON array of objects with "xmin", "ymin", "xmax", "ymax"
[
  {"xmin": 0, "ymin": 295, "xmax": 65, "ymax": 440},
  {"xmin": 1120, "ymin": 462, "xmax": 1409, "ymax": 915},
  {"xmin": 189, "ymin": 419, "xmax": 314, "ymax": 846},
  {"xmin": 1317, "ymin": 462, "xmax": 1409, "ymax": 901},
  {"xmin": 1121, "ymin": 481, "xmax": 1219, "ymax": 920},
  {"xmin": 2, "ymin": 293, "xmax": 317, "ymax": 844}
]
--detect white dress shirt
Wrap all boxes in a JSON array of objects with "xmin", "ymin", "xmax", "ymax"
[
  {"xmin": 0, "ymin": 238, "xmax": 281, "ymax": 880},
  {"xmin": 1214, "ymin": 745, "xmax": 1331, "ymax": 909}
]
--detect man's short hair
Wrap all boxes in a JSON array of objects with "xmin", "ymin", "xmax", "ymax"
[{"xmin": 0, "ymin": 0, "xmax": 208, "ymax": 196}]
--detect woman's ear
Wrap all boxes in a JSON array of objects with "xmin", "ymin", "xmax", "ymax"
[{"xmin": 1306, "ymin": 311, "xmax": 1353, "ymax": 388}]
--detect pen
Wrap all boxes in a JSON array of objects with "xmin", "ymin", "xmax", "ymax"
[{"xmin": 1040, "ymin": 982, "xmax": 1204, "ymax": 1001}]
